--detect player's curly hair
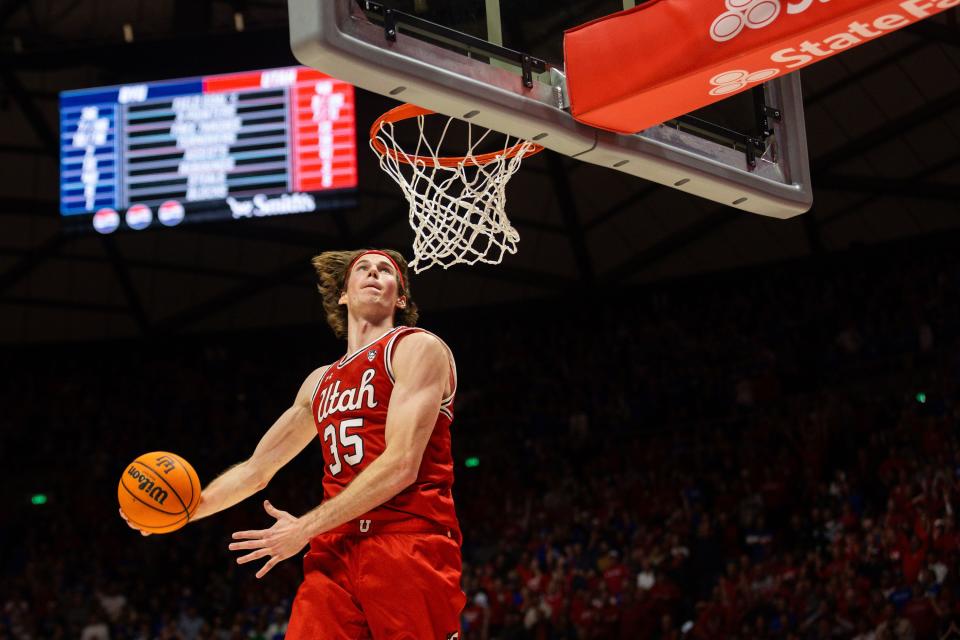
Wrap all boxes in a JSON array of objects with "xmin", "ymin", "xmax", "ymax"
[{"xmin": 312, "ymin": 249, "xmax": 419, "ymax": 339}]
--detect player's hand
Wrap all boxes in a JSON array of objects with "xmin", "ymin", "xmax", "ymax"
[
  {"xmin": 118, "ymin": 508, "xmax": 152, "ymax": 536},
  {"xmin": 229, "ymin": 500, "xmax": 311, "ymax": 579}
]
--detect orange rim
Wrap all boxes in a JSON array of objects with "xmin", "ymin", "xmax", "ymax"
[{"xmin": 369, "ymin": 103, "xmax": 544, "ymax": 168}]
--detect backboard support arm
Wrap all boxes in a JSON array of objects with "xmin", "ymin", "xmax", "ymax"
[{"xmin": 357, "ymin": 0, "xmax": 547, "ymax": 88}]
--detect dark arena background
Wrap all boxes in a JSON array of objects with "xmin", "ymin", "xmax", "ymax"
[{"xmin": 2, "ymin": 1, "xmax": 960, "ymax": 639}]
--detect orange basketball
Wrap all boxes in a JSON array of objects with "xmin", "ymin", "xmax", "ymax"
[{"xmin": 117, "ymin": 451, "xmax": 201, "ymax": 534}]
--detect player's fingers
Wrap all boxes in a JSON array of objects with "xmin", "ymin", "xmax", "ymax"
[
  {"xmin": 263, "ymin": 500, "xmax": 290, "ymax": 518},
  {"xmin": 237, "ymin": 548, "xmax": 270, "ymax": 565},
  {"xmin": 119, "ymin": 508, "xmax": 136, "ymax": 525},
  {"xmin": 232, "ymin": 529, "xmax": 264, "ymax": 540},
  {"xmin": 120, "ymin": 508, "xmax": 152, "ymax": 536},
  {"xmin": 256, "ymin": 557, "xmax": 280, "ymax": 579},
  {"xmin": 228, "ymin": 539, "xmax": 263, "ymax": 551}
]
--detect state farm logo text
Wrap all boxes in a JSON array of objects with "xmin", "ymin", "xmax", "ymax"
[
  {"xmin": 706, "ymin": 0, "xmax": 959, "ymax": 97},
  {"xmin": 711, "ymin": 0, "xmax": 832, "ymax": 42},
  {"xmin": 709, "ymin": 68, "xmax": 779, "ymax": 96}
]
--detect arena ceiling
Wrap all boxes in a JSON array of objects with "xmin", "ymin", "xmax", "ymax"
[{"xmin": 0, "ymin": 0, "xmax": 958, "ymax": 342}]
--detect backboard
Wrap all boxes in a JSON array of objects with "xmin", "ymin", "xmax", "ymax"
[{"xmin": 289, "ymin": 0, "xmax": 812, "ymax": 218}]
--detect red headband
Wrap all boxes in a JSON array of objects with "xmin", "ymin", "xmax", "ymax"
[{"xmin": 346, "ymin": 250, "xmax": 406, "ymax": 292}]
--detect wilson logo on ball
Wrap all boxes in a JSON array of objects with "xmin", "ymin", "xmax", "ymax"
[{"xmin": 126, "ymin": 466, "xmax": 170, "ymax": 505}]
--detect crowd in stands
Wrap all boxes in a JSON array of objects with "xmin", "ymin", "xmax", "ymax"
[{"xmin": 2, "ymin": 238, "xmax": 959, "ymax": 639}]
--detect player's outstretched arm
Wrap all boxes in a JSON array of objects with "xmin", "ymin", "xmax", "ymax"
[
  {"xmin": 190, "ymin": 366, "xmax": 325, "ymax": 522},
  {"xmin": 119, "ymin": 367, "xmax": 324, "ymax": 536},
  {"xmin": 228, "ymin": 332, "xmax": 449, "ymax": 577}
]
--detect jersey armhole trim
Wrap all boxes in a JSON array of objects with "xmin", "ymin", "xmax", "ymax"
[
  {"xmin": 310, "ymin": 364, "xmax": 331, "ymax": 406},
  {"xmin": 385, "ymin": 328, "xmax": 457, "ymax": 407}
]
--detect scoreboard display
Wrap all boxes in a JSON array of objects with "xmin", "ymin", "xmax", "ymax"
[{"xmin": 60, "ymin": 66, "xmax": 358, "ymax": 233}]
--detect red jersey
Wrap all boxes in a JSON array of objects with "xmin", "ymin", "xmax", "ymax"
[{"xmin": 311, "ymin": 326, "xmax": 460, "ymax": 538}]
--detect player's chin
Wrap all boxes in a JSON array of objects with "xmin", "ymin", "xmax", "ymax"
[
  {"xmin": 361, "ymin": 289, "xmax": 394, "ymax": 304},
  {"xmin": 355, "ymin": 296, "xmax": 395, "ymax": 314},
  {"xmin": 360, "ymin": 285, "xmax": 386, "ymax": 297}
]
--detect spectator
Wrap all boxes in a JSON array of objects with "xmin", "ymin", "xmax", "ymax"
[{"xmin": 3, "ymin": 241, "xmax": 960, "ymax": 639}]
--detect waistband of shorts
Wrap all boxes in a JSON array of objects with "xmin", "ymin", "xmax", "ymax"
[{"xmin": 324, "ymin": 518, "xmax": 456, "ymax": 537}]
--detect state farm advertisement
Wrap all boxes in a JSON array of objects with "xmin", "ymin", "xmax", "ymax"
[{"xmin": 565, "ymin": 0, "xmax": 957, "ymax": 134}]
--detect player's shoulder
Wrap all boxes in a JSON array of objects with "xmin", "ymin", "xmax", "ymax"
[
  {"xmin": 297, "ymin": 363, "xmax": 334, "ymax": 403},
  {"xmin": 307, "ymin": 362, "xmax": 335, "ymax": 382},
  {"xmin": 390, "ymin": 328, "xmax": 454, "ymax": 370},
  {"xmin": 392, "ymin": 328, "xmax": 449, "ymax": 355},
  {"xmin": 389, "ymin": 329, "xmax": 457, "ymax": 390}
]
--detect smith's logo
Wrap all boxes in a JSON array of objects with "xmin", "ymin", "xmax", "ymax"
[
  {"xmin": 127, "ymin": 467, "xmax": 169, "ymax": 505},
  {"xmin": 226, "ymin": 193, "xmax": 317, "ymax": 219},
  {"xmin": 446, "ymin": 634, "xmax": 459, "ymax": 640}
]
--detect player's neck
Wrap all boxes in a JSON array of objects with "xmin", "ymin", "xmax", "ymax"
[{"xmin": 345, "ymin": 316, "xmax": 395, "ymax": 355}]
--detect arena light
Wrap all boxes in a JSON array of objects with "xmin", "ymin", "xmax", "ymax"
[
  {"xmin": 31, "ymin": 494, "xmax": 48, "ymax": 505},
  {"xmin": 916, "ymin": 392, "xmax": 927, "ymax": 404},
  {"xmin": 464, "ymin": 457, "xmax": 480, "ymax": 468}
]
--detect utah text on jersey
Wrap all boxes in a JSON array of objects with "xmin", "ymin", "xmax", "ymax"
[{"xmin": 316, "ymin": 367, "xmax": 378, "ymax": 424}]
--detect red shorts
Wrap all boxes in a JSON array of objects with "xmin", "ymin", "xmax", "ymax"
[{"xmin": 286, "ymin": 520, "xmax": 465, "ymax": 639}]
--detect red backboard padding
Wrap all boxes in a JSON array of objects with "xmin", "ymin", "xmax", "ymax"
[{"xmin": 564, "ymin": 0, "xmax": 957, "ymax": 134}]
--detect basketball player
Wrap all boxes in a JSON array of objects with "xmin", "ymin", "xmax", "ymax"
[{"xmin": 121, "ymin": 249, "xmax": 464, "ymax": 639}]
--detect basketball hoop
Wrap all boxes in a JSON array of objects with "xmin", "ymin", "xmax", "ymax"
[{"xmin": 370, "ymin": 103, "xmax": 543, "ymax": 273}]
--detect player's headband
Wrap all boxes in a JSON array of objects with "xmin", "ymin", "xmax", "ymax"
[{"xmin": 346, "ymin": 250, "xmax": 406, "ymax": 293}]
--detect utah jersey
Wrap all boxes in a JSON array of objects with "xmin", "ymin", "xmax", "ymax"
[{"xmin": 311, "ymin": 326, "xmax": 459, "ymax": 537}]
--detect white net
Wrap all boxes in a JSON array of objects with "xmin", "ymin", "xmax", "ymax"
[{"xmin": 372, "ymin": 111, "xmax": 541, "ymax": 273}]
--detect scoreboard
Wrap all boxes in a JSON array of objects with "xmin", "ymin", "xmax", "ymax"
[{"xmin": 60, "ymin": 66, "xmax": 358, "ymax": 233}]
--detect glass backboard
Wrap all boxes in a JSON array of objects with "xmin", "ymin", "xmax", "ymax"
[{"xmin": 289, "ymin": 0, "xmax": 812, "ymax": 218}]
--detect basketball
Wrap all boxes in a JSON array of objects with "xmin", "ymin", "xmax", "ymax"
[{"xmin": 117, "ymin": 451, "xmax": 201, "ymax": 534}]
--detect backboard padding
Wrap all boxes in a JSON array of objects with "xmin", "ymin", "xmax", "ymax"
[{"xmin": 289, "ymin": 0, "xmax": 812, "ymax": 218}]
